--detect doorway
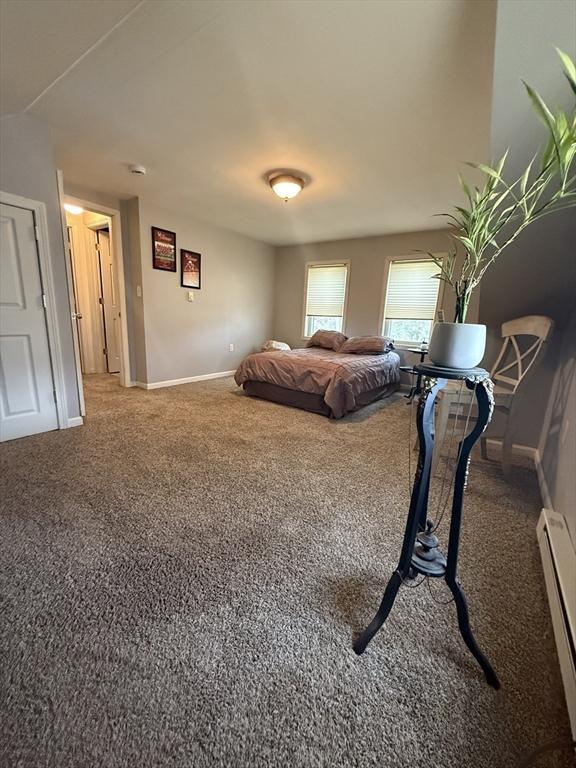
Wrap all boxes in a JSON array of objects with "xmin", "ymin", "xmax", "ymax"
[
  {"xmin": 59, "ymin": 186, "xmax": 131, "ymax": 416},
  {"xmin": 66, "ymin": 209, "xmax": 120, "ymax": 376}
]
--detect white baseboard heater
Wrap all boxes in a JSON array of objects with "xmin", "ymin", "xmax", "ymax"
[{"xmin": 537, "ymin": 509, "xmax": 576, "ymax": 739}]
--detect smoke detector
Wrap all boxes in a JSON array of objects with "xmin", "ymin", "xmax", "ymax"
[{"xmin": 130, "ymin": 164, "xmax": 147, "ymax": 175}]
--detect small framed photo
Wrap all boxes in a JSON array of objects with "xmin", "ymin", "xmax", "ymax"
[
  {"xmin": 152, "ymin": 226, "xmax": 177, "ymax": 271},
  {"xmin": 181, "ymin": 249, "xmax": 201, "ymax": 289}
]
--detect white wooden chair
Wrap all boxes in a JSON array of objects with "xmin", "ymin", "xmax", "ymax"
[{"xmin": 432, "ymin": 315, "xmax": 553, "ymax": 477}]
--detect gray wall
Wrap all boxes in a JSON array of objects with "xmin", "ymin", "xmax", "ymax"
[
  {"xmin": 122, "ymin": 197, "xmax": 147, "ymax": 385},
  {"xmin": 0, "ymin": 113, "xmax": 80, "ymax": 420},
  {"xmin": 538, "ymin": 309, "xmax": 576, "ymax": 543},
  {"xmin": 138, "ymin": 198, "xmax": 275, "ymax": 384},
  {"xmin": 273, "ymin": 229, "xmax": 480, "ymax": 370},
  {"xmin": 483, "ymin": 0, "xmax": 575, "ymax": 538},
  {"xmin": 60, "ymin": 182, "xmax": 275, "ymax": 387}
]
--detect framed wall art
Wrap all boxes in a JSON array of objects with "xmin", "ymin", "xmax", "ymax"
[
  {"xmin": 151, "ymin": 226, "xmax": 177, "ymax": 271},
  {"xmin": 181, "ymin": 249, "xmax": 201, "ymax": 289}
]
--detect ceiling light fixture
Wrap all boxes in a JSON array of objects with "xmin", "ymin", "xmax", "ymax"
[
  {"xmin": 64, "ymin": 203, "xmax": 84, "ymax": 215},
  {"xmin": 266, "ymin": 170, "xmax": 309, "ymax": 201}
]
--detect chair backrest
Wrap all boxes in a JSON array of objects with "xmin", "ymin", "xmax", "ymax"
[{"xmin": 490, "ymin": 315, "xmax": 553, "ymax": 394}]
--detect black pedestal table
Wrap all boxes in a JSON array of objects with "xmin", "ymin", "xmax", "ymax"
[{"xmin": 353, "ymin": 364, "xmax": 500, "ymax": 689}]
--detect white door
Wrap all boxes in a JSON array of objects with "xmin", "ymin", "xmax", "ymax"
[
  {"xmin": 97, "ymin": 230, "xmax": 120, "ymax": 373},
  {"xmin": 0, "ymin": 203, "xmax": 58, "ymax": 441},
  {"xmin": 67, "ymin": 224, "xmax": 106, "ymax": 375},
  {"xmin": 66, "ymin": 226, "xmax": 84, "ymax": 372}
]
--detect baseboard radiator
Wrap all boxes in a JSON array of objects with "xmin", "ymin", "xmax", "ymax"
[{"xmin": 537, "ymin": 509, "xmax": 576, "ymax": 739}]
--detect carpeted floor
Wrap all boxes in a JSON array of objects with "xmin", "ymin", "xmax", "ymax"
[{"xmin": 0, "ymin": 374, "xmax": 572, "ymax": 768}]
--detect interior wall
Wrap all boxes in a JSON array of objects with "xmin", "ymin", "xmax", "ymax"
[
  {"xmin": 0, "ymin": 113, "xmax": 80, "ymax": 420},
  {"xmin": 481, "ymin": 0, "xmax": 576, "ymax": 449},
  {"xmin": 483, "ymin": 0, "xmax": 575, "ymax": 538},
  {"xmin": 273, "ymin": 229, "xmax": 479, "ymax": 370},
  {"xmin": 137, "ymin": 198, "xmax": 275, "ymax": 384},
  {"xmin": 538, "ymin": 309, "xmax": 576, "ymax": 543},
  {"xmin": 82, "ymin": 211, "xmax": 109, "ymax": 229},
  {"xmin": 63, "ymin": 183, "xmax": 123, "ymax": 213},
  {"xmin": 121, "ymin": 197, "xmax": 147, "ymax": 385}
]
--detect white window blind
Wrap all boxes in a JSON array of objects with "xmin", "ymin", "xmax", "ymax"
[
  {"xmin": 306, "ymin": 264, "xmax": 347, "ymax": 316},
  {"xmin": 382, "ymin": 259, "xmax": 441, "ymax": 344},
  {"xmin": 384, "ymin": 260, "xmax": 440, "ymax": 320},
  {"xmin": 304, "ymin": 263, "xmax": 348, "ymax": 336}
]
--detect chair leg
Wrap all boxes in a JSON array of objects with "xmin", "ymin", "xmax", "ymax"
[
  {"xmin": 432, "ymin": 395, "xmax": 451, "ymax": 478},
  {"xmin": 501, "ymin": 406, "xmax": 514, "ymax": 477},
  {"xmin": 480, "ymin": 436, "xmax": 488, "ymax": 461}
]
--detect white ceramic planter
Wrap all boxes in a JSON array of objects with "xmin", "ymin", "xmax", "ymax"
[{"xmin": 428, "ymin": 323, "xmax": 486, "ymax": 369}]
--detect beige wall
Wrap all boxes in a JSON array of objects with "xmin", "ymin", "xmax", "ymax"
[
  {"xmin": 137, "ymin": 198, "xmax": 275, "ymax": 384},
  {"xmin": 273, "ymin": 229, "xmax": 479, "ymax": 363},
  {"xmin": 0, "ymin": 113, "xmax": 81, "ymax": 420},
  {"xmin": 64, "ymin": 183, "xmax": 123, "ymax": 213}
]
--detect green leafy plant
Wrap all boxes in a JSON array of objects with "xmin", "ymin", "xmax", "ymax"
[{"xmin": 427, "ymin": 48, "xmax": 576, "ymax": 323}]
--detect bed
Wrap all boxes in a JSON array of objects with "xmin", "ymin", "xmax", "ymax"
[{"xmin": 234, "ymin": 345, "xmax": 401, "ymax": 419}]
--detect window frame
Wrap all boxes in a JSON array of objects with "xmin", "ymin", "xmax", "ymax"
[
  {"xmin": 301, "ymin": 260, "xmax": 351, "ymax": 340},
  {"xmin": 378, "ymin": 253, "xmax": 446, "ymax": 349}
]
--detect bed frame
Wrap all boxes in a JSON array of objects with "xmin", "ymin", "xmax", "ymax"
[{"xmin": 243, "ymin": 380, "xmax": 399, "ymax": 418}]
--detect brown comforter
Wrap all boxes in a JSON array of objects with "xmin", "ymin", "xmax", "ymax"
[{"xmin": 234, "ymin": 347, "xmax": 400, "ymax": 418}]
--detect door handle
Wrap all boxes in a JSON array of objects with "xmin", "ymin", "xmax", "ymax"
[{"xmin": 72, "ymin": 312, "xmax": 83, "ymax": 320}]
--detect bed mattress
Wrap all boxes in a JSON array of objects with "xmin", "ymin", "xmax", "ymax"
[{"xmin": 234, "ymin": 347, "xmax": 401, "ymax": 418}]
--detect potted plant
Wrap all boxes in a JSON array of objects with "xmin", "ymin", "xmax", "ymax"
[{"xmin": 426, "ymin": 49, "xmax": 576, "ymax": 369}]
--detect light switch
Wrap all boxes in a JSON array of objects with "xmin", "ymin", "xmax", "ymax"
[
  {"xmin": 136, "ymin": 285, "xmax": 142, "ymax": 297},
  {"xmin": 187, "ymin": 291, "xmax": 195, "ymax": 302}
]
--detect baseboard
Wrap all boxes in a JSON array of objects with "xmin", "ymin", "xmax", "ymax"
[
  {"xmin": 134, "ymin": 370, "xmax": 236, "ymax": 390},
  {"xmin": 535, "ymin": 450, "xmax": 553, "ymax": 510},
  {"xmin": 484, "ymin": 438, "xmax": 554, "ymax": 507},
  {"xmin": 66, "ymin": 416, "xmax": 84, "ymax": 428},
  {"xmin": 484, "ymin": 438, "xmax": 538, "ymax": 461},
  {"xmin": 537, "ymin": 509, "xmax": 576, "ymax": 740}
]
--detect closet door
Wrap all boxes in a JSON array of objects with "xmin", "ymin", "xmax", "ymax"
[
  {"xmin": 97, "ymin": 230, "xmax": 120, "ymax": 373},
  {"xmin": 0, "ymin": 203, "xmax": 58, "ymax": 441}
]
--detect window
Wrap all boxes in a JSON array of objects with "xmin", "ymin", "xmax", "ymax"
[
  {"xmin": 382, "ymin": 258, "xmax": 442, "ymax": 345},
  {"xmin": 303, "ymin": 262, "xmax": 348, "ymax": 337}
]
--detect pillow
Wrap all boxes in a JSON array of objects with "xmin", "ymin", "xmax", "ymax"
[
  {"xmin": 340, "ymin": 335, "xmax": 394, "ymax": 355},
  {"xmin": 306, "ymin": 330, "xmax": 348, "ymax": 351},
  {"xmin": 261, "ymin": 340, "xmax": 291, "ymax": 352}
]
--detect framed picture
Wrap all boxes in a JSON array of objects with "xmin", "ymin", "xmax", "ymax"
[
  {"xmin": 181, "ymin": 249, "xmax": 201, "ymax": 289},
  {"xmin": 152, "ymin": 226, "xmax": 177, "ymax": 271}
]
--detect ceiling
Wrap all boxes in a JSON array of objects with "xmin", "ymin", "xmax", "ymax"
[{"xmin": 0, "ymin": 0, "xmax": 497, "ymax": 245}]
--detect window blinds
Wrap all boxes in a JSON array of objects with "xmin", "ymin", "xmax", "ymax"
[
  {"xmin": 305, "ymin": 264, "xmax": 348, "ymax": 317},
  {"xmin": 384, "ymin": 260, "xmax": 440, "ymax": 320}
]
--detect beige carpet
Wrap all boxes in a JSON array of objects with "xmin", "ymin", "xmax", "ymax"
[{"xmin": 0, "ymin": 374, "xmax": 572, "ymax": 767}]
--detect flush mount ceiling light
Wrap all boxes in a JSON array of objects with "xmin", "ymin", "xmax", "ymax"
[
  {"xmin": 64, "ymin": 203, "xmax": 84, "ymax": 215},
  {"xmin": 266, "ymin": 169, "xmax": 310, "ymax": 201}
]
